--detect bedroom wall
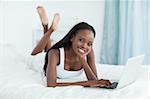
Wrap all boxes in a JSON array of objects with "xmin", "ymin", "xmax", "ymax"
[
  {"xmin": 0, "ymin": 0, "xmax": 105, "ymax": 63},
  {"xmin": 0, "ymin": 1, "xmax": 4, "ymax": 61}
]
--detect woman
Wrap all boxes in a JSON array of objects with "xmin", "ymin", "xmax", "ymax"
[{"xmin": 31, "ymin": 6, "xmax": 112, "ymax": 88}]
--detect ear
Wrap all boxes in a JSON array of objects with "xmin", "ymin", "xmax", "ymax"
[
  {"xmin": 70, "ymin": 35, "xmax": 75, "ymax": 42},
  {"xmin": 70, "ymin": 37, "xmax": 73, "ymax": 42}
]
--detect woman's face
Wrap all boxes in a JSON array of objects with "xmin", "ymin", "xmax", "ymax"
[{"xmin": 70, "ymin": 29, "xmax": 94, "ymax": 57}]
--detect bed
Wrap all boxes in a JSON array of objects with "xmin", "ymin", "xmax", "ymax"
[{"xmin": 0, "ymin": 44, "xmax": 149, "ymax": 99}]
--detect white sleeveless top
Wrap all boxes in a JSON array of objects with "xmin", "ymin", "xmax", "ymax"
[{"xmin": 56, "ymin": 48, "xmax": 83, "ymax": 79}]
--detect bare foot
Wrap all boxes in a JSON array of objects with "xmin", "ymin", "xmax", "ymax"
[
  {"xmin": 37, "ymin": 6, "xmax": 48, "ymax": 26},
  {"xmin": 50, "ymin": 13, "xmax": 60, "ymax": 31}
]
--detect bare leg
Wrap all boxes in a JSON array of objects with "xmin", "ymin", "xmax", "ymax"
[
  {"xmin": 31, "ymin": 12, "xmax": 60, "ymax": 55},
  {"xmin": 42, "ymin": 24, "xmax": 48, "ymax": 52},
  {"xmin": 37, "ymin": 6, "xmax": 48, "ymax": 26},
  {"xmin": 37, "ymin": 6, "xmax": 49, "ymax": 52},
  {"xmin": 45, "ymin": 13, "xmax": 60, "ymax": 52}
]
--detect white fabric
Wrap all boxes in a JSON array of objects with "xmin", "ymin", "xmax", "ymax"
[
  {"xmin": 57, "ymin": 48, "xmax": 83, "ymax": 79},
  {"xmin": 0, "ymin": 61, "xmax": 149, "ymax": 99},
  {"xmin": 0, "ymin": 45, "xmax": 150, "ymax": 99},
  {"xmin": 0, "ymin": 44, "xmax": 45, "ymax": 73}
]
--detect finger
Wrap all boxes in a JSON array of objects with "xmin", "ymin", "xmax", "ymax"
[
  {"xmin": 107, "ymin": 80, "xmax": 112, "ymax": 85},
  {"xmin": 98, "ymin": 79, "xmax": 111, "ymax": 87},
  {"xmin": 105, "ymin": 80, "xmax": 112, "ymax": 88},
  {"xmin": 100, "ymin": 79, "xmax": 111, "ymax": 87}
]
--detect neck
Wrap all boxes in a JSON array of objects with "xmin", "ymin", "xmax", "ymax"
[{"xmin": 65, "ymin": 47, "xmax": 78, "ymax": 60}]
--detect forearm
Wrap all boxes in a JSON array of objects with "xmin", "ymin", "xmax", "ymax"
[
  {"xmin": 56, "ymin": 81, "xmax": 87, "ymax": 86},
  {"xmin": 47, "ymin": 81, "xmax": 93, "ymax": 87},
  {"xmin": 81, "ymin": 61, "xmax": 97, "ymax": 80}
]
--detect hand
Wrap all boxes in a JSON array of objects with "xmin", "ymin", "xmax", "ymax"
[
  {"xmin": 98, "ymin": 79, "xmax": 112, "ymax": 88},
  {"xmin": 77, "ymin": 53, "xmax": 87, "ymax": 64},
  {"xmin": 86, "ymin": 79, "xmax": 112, "ymax": 88}
]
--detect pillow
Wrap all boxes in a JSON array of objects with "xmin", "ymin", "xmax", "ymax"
[
  {"xmin": 26, "ymin": 52, "xmax": 45, "ymax": 73},
  {"xmin": 0, "ymin": 44, "xmax": 21, "ymax": 64},
  {"xmin": 0, "ymin": 44, "xmax": 45, "ymax": 73}
]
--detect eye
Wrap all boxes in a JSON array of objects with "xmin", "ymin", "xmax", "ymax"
[
  {"xmin": 88, "ymin": 42, "xmax": 93, "ymax": 46},
  {"xmin": 79, "ymin": 38, "xmax": 84, "ymax": 42}
]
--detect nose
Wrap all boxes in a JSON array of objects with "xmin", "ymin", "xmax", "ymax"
[{"xmin": 82, "ymin": 43, "xmax": 88, "ymax": 49}]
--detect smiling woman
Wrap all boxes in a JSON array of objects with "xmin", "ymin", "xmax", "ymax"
[{"xmin": 31, "ymin": 6, "xmax": 112, "ymax": 88}]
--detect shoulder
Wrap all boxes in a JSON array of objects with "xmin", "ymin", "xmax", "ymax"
[
  {"xmin": 47, "ymin": 48, "xmax": 60, "ymax": 64},
  {"xmin": 48, "ymin": 48, "xmax": 60, "ymax": 56},
  {"xmin": 48, "ymin": 48, "xmax": 60, "ymax": 60}
]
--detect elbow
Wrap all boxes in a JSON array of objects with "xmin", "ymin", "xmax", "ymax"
[
  {"xmin": 31, "ymin": 51, "xmax": 41, "ymax": 56},
  {"xmin": 31, "ymin": 51, "xmax": 36, "ymax": 56},
  {"xmin": 47, "ymin": 83, "xmax": 56, "ymax": 87}
]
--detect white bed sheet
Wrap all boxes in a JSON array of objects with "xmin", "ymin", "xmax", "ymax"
[
  {"xmin": 0, "ymin": 45, "xmax": 149, "ymax": 99},
  {"xmin": 0, "ymin": 59, "xmax": 149, "ymax": 99}
]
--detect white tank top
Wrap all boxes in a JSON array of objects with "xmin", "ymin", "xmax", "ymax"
[{"xmin": 56, "ymin": 48, "xmax": 83, "ymax": 79}]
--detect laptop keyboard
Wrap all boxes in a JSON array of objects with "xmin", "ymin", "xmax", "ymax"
[
  {"xmin": 111, "ymin": 82, "xmax": 118, "ymax": 89},
  {"xmin": 100, "ymin": 82, "xmax": 118, "ymax": 89}
]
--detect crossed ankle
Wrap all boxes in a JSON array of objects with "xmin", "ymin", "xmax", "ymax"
[
  {"xmin": 49, "ymin": 26, "xmax": 56, "ymax": 32},
  {"xmin": 43, "ymin": 25, "xmax": 48, "ymax": 31}
]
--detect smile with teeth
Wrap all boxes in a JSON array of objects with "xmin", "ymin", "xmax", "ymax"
[{"xmin": 79, "ymin": 48, "xmax": 86, "ymax": 54}]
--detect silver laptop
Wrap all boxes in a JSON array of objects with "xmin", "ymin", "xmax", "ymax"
[{"xmin": 109, "ymin": 55, "xmax": 145, "ymax": 89}]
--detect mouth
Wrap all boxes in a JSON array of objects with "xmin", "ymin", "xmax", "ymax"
[{"xmin": 78, "ymin": 48, "xmax": 86, "ymax": 54}]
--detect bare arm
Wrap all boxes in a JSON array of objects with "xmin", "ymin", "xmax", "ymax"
[
  {"xmin": 46, "ymin": 49, "xmax": 58, "ymax": 87},
  {"xmin": 46, "ymin": 49, "xmax": 91, "ymax": 87},
  {"xmin": 80, "ymin": 58, "xmax": 97, "ymax": 80},
  {"xmin": 48, "ymin": 80, "xmax": 89, "ymax": 87},
  {"xmin": 79, "ymin": 48, "xmax": 98, "ymax": 80},
  {"xmin": 48, "ymin": 80, "xmax": 112, "ymax": 87},
  {"xmin": 87, "ymin": 48, "xmax": 98, "ymax": 78},
  {"xmin": 46, "ymin": 49, "xmax": 111, "ymax": 87}
]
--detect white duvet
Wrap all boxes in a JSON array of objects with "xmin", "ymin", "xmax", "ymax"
[{"xmin": 0, "ymin": 45, "xmax": 150, "ymax": 99}]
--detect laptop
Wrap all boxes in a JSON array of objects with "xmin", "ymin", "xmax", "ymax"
[{"xmin": 106, "ymin": 55, "xmax": 145, "ymax": 89}]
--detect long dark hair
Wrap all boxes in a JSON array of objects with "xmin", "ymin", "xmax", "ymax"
[{"xmin": 43, "ymin": 22, "xmax": 96, "ymax": 75}]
